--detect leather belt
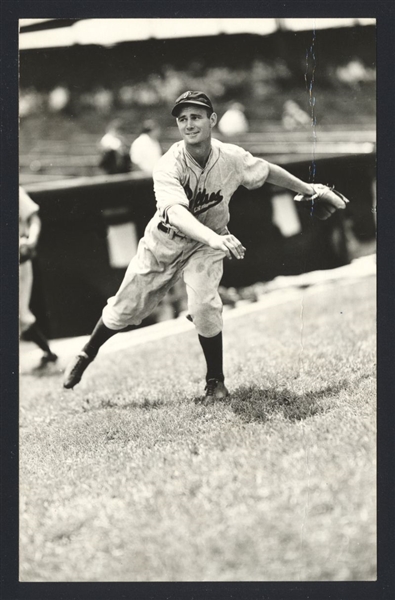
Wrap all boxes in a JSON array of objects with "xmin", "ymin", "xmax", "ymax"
[{"xmin": 158, "ymin": 221, "xmax": 185, "ymax": 240}]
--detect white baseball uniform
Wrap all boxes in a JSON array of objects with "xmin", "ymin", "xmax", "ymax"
[
  {"xmin": 19, "ymin": 187, "xmax": 39, "ymax": 333},
  {"xmin": 102, "ymin": 138, "xmax": 269, "ymax": 337}
]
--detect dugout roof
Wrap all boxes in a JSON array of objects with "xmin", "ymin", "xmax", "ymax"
[{"xmin": 19, "ymin": 18, "xmax": 376, "ymax": 51}]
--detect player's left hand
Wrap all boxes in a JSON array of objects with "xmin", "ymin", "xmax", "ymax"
[
  {"xmin": 294, "ymin": 184, "xmax": 350, "ymax": 220},
  {"xmin": 208, "ymin": 232, "xmax": 246, "ymax": 260},
  {"xmin": 222, "ymin": 234, "xmax": 246, "ymax": 260}
]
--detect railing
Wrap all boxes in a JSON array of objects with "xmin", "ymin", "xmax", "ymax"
[{"xmin": 20, "ymin": 128, "xmax": 375, "ymax": 185}]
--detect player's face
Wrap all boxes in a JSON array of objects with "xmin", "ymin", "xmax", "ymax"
[{"xmin": 176, "ymin": 106, "xmax": 217, "ymax": 147}]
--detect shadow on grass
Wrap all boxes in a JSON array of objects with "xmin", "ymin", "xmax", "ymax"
[
  {"xmin": 81, "ymin": 392, "xmax": 190, "ymax": 413},
  {"xmin": 83, "ymin": 375, "xmax": 366, "ymax": 417},
  {"xmin": 20, "ymin": 366, "xmax": 64, "ymax": 378},
  {"xmin": 230, "ymin": 381, "xmax": 349, "ymax": 423},
  {"xmin": 98, "ymin": 397, "xmax": 166, "ymax": 411}
]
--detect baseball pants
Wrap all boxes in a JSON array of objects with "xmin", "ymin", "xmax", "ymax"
[
  {"xmin": 102, "ymin": 216, "xmax": 225, "ymax": 338},
  {"xmin": 19, "ymin": 259, "xmax": 36, "ymax": 333}
]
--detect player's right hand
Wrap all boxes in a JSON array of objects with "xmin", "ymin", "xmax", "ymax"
[{"xmin": 209, "ymin": 233, "xmax": 246, "ymax": 260}]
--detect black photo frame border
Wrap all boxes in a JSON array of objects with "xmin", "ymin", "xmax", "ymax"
[{"xmin": 1, "ymin": 2, "xmax": 393, "ymax": 600}]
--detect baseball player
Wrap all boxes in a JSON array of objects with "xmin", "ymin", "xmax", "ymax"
[
  {"xmin": 63, "ymin": 91, "xmax": 349, "ymax": 402},
  {"xmin": 19, "ymin": 186, "xmax": 58, "ymax": 369},
  {"xmin": 130, "ymin": 119, "xmax": 162, "ymax": 174}
]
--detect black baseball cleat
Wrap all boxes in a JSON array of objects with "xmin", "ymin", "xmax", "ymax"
[
  {"xmin": 63, "ymin": 352, "xmax": 92, "ymax": 389},
  {"xmin": 203, "ymin": 378, "xmax": 229, "ymax": 405}
]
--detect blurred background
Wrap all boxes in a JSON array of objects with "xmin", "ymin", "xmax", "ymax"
[{"xmin": 19, "ymin": 18, "xmax": 376, "ymax": 340}]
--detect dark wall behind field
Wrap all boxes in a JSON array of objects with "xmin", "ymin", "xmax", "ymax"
[
  {"xmin": 20, "ymin": 25, "xmax": 376, "ymax": 339},
  {"xmin": 27, "ymin": 153, "xmax": 375, "ymax": 339}
]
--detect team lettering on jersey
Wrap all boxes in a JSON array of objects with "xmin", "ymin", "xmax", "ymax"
[{"xmin": 183, "ymin": 181, "xmax": 224, "ymax": 216}]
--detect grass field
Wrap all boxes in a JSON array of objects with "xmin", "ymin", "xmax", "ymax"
[{"xmin": 19, "ymin": 275, "xmax": 376, "ymax": 582}]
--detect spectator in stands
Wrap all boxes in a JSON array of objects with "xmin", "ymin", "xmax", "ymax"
[
  {"xmin": 282, "ymin": 100, "xmax": 310, "ymax": 131},
  {"xmin": 98, "ymin": 119, "xmax": 131, "ymax": 175},
  {"xmin": 130, "ymin": 120, "xmax": 162, "ymax": 175},
  {"xmin": 93, "ymin": 87, "xmax": 114, "ymax": 115},
  {"xmin": 19, "ymin": 186, "xmax": 58, "ymax": 370},
  {"xmin": 48, "ymin": 86, "xmax": 70, "ymax": 113},
  {"xmin": 218, "ymin": 102, "xmax": 249, "ymax": 137}
]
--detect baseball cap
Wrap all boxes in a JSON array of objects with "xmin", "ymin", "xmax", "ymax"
[{"xmin": 171, "ymin": 91, "xmax": 214, "ymax": 117}]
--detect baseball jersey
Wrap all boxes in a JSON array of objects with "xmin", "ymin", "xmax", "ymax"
[
  {"xmin": 19, "ymin": 186, "xmax": 39, "ymax": 239},
  {"xmin": 153, "ymin": 137, "xmax": 270, "ymax": 234}
]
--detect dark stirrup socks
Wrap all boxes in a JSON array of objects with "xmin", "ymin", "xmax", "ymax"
[
  {"xmin": 24, "ymin": 323, "xmax": 52, "ymax": 354},
  {"xmin": 198, "ymin": 332, "xmax": 224, "ymax": 383},
  {"xmin": 82, "ymin": 320, "xmax": 225, "ymax": 382},
  {"xmin": 82, "ymin": 317, "xmax": 127, "ymax": 359}
]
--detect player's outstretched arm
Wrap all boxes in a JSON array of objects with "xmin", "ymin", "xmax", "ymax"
[
  {"xmin": 266, "ymin": 162, "xmax": 315, "ymax": 196},
  {"xmin": 265, "ymin": 163, "xmax": 350, "ymax": 220},
  {"xmin": 167, "ymin": 205, "xmax": 246, "ymax": 260}
]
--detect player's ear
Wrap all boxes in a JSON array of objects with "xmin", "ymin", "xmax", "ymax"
[{"xmin": 210, "ymin": 112, "xmax": 218, "ymax": 127}]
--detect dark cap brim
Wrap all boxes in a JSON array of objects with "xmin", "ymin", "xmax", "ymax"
[{"xmin": 171, "ymin": 100, "xmax": 213, "ymax": 117}]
